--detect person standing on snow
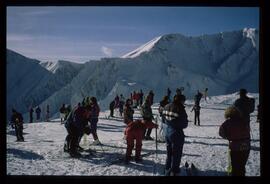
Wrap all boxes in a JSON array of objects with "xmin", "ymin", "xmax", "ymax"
[
  {"xmin": 109, "ymin": 100, "xmax": 115, "ymax": 117},
  {"xmin": 46, "ymin": 105, "xmax": 50, "ymax": 122},
  {"xmin": 139, "ymin": 89, "xmax": 144, "ymax": 106},
  {"xmin": 64, "ymin": 103, "xmax": 90, "ymax": 157},
  {"xmin": 35, "ymin": 106, "xmax": 41, "ymax": 121},
  {"xmin": 219, "ymin": 106, "xmax": 251, "ymax": 176},
  {"xmin": 123, "ymin": 99, "xmax": 134, "ymax": 125},
  {"xmin": 141, "ymin": 95, "xmax": 154, "ymax": 140},
  {"xmin": 29, "ymin": 106, "xmax": 34, "ymax": 123},
  {"xmin": 148, "ymin": 90, "xmax": 154, "ymax": 106},
  {"xmin": 191, "ymin": 102, "xmax": 201, "ymax": 126},
  {"xmin": 204, "ymin": 88, "xmax": 208, "ymax": 102},
  {"xmin": 10, "ymin": 109, "xmax": 24, "ymax": 142},
  {"xmin": 59, "ymin": 104, "xmax": 66, "ymax": 123},
  {"xmin": 89, "ymin": 97, "xmax": 101, "ymax": 145},
  {"xmin": 162, "ymin": 94, "xmax": 188, "ymax": 176},
  {"xmin": 124, "ymin": 119, "xmax": 158, "ymax": 163},
  {"xmin": 233, "ymin": 89, "xmax": 255, "ymax": 129},
  {"xmin": 167, "ymin": 88, "xmax": 171, "ymax": 103}
]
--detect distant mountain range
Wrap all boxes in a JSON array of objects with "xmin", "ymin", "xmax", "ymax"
[{"xmin": 6, "ymin": 28, "xmax": 259, "ymax": 121}]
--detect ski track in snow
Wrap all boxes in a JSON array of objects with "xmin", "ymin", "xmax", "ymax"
[{"xmin": 6, "ymin": 95, "xmax": 260, "ymax": 176}]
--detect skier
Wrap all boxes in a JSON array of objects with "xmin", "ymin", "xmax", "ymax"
[
  {"xmin": 64, "ymin": 103, "xmax": 90, "ymax": 157},
  {"xmin": 194, "ymin": 90, "xmax": 203, "ymax": 106},
  {"xmin": 123, "ymin": 99, "xmax": 134, "ymax": 125},
  {"xmin": 176, "ymin": 88, "xmax": 186, "ymax": 102},
  {"xmin": 158, "ymin": 96, "xmax": 170, "ymax": 142},
  {"xmin": 29, "ymin": 106, "xmax": 34, "ymax": 123},
  {"xmin": 204, "ymin": 88, "xmax": 208, "ymax": 102},
  {"xmin": 35, "ymin": 106, "xmax": 41, "ymax": 121},
  {"xmin": 141, "ymin": 95, "xmax": 154, "ymax": 140},
  {"xmin": 162, "ymin": 94, "xmax": 188, "ymax": 176},
  {"xmin": 109, "ymin": 100, "xmax": 115, "ymax": 117},
  {"xmin": 233, "ymin": 88, "xmax": 255, "ymax": 128},
  {"xmin": 139, "ymin": 89, "xmax": 144, "ymax": 106},
  {"xmin": 148, "ymin": 90, "xmax": 154, "ymax": 106},
  {"xmin": 124, "ymin": 119, "xmax": 158, "ymax": 163},
  {"xmin": 219, "ymin": 106, "xmax": 251, "ymax": 176},
  {"xmin": 132, "ymin": 91, "xmax": 138, "ymax": 108},
  {"xmin": 191, "ymin": 103, "xmax": 201, "ymax": 126},
  {"xmin": 59, "ymin": 104, "xmax": 66, "ymax": 123},
  {"xmin": 46, "ymin": 105, "xmax": 50, "ymax": 122},
  {"xmin": 10, "ymin": 109, "xmax": 24, "ymax": 141},
  {"xmin": 89, "ymin": 97, "xmax": 101, "ymax": 145},
  {"xmin": 114, "ymin": 95, "xmax": 120, "ymax": 109},
  {"xmin": 119, "ymin": 94, "xmax": 125, "ymax": 117},
  {"xmin": 64, "ymin": 105, "xmax": 71, "ymax": 121}
]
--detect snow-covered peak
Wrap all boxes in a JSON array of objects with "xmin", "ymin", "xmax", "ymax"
[
  {"xmin": 121, "ymin": 36, "xmax": 162, "ymax": 58},
  {"xmin": 40, "ymin": 61, "xmax": 58, "ymax": 73},
  {"xmin": 243, "ymin": 28, "xmax": 257, "ymax": 47}
]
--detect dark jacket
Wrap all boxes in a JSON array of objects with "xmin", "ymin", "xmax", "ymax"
[
  {"xmin": 162, "ymin": 102, "xmax": 188, "ymax": 135},
  {"xmin": 11, "ymin": 112, "xmax": 24, "ymax": 127},
  {"xmin": 65, "ymin": 106, "xmax": 88, "ymax": 135},
  {"xmin": 234, "ymin": 96, "xmax": 255, "ymax": 124},
  {"xmin": 124, "ymin": 104, "xmax": 134, "ymax": 124},
  {"xmin": 141, "ymin": 100, "xmax": 153, "ymax": 120},
  {"xmin": 219, "ymin": 117, "xmax": 250, "ymax": 151}
]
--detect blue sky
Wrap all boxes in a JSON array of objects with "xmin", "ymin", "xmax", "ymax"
[{"xmin": 7, "ymin": 6, "xmax": 259, "ymax": 63}]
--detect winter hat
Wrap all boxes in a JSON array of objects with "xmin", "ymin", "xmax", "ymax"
[
  {"xmin": 90, "ymin": 97, "xmax": 97, "ymax": 104},
  {"xmin": 224, "ymin": 106, "xmax": 241, "ymax": 119}
]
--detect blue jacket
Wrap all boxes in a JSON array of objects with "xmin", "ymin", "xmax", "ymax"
[{"xmin": 162, "ymin": 102, "xmax": 188, "ymax": 136}]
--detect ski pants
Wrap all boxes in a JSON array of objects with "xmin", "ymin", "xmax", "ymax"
[
  {"xmin": 165, "ymin": 132, "xmax": 185, "ymax": 174},
  {"xmin": 65, "ymin": 125, "xmax": 80, "ymax": 154},
  {"xmin": 126, "ymin": 130, "xmax": 143, "ymax": 159},
  {"xmin": 90, "ymin": 118, "xmax": 99, "ymax": 140},
  {"xmin": 110, "ymin": 108, "xmax": 114, "ymax": 117},
  {"xmin": 194, "ymin": 111, "xmax": 200, "ymax": 125},
  {"xmin": 15, "ymin": 124, "xmax": 24, "ymax": 141},
  {"xmin": 230, "ymin": 149, "xmax": 250, "ymax": 176}
]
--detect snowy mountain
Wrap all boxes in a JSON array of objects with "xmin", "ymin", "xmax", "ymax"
[
  {"xmin": 6, "ymin": 28, "xmax": 259, "ymax": 122},
  {"xmin": 6, "ymin": 93, "xmax": 260, "ymax": 176},
  {"xmin": 6, "ymin": 49, "xmax": 83, "ymax": 121}
]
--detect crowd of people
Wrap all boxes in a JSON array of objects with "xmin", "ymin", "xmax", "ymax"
[{"xmin": 9, "ymin": 87, "xmax": 257, "ymax": 176}]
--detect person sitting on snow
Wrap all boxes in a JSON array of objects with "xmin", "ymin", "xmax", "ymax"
[{"xmin": 124, "ymin": 119, "xmax": 158, "ymax": 163}]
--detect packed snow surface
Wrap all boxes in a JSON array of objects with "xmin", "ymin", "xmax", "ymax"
[{"xmin": 6, "ymin": 93, "xmax": 260, "ymax": 176}]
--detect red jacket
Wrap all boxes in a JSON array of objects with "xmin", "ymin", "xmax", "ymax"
[{"xmin": 125, "ymin": 120, "xmax": 158, "ymax": 136}]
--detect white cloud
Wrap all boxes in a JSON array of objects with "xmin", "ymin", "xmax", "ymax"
[{"xmin": 101, "ymin": 46, "xmax": 113, "ymax": 57}]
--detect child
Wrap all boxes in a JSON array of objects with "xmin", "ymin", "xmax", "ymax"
[{"xmin": 124, "ymin": 119, "xmax": 158, "ymax": 163}]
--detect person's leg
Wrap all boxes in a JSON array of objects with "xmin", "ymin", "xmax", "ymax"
[
  {"xmin": 146, "ymin": 128, "xmax": 152, "ymax": 138},
  {"xmin": 165, "ymin": 135, "xmax": 172, "ymax": 175},
  {"xmin": 198, "ymin": 111, "xmax": 200, "ymax": 126},
  {"xmin": 15, "ymin": 125, "xmax": 19, "ymax": 141},
  {"xmin": 126, "ymin": 133, "xmax": 134, "ymax": 161},
  {"xmin": 90, "ymin": 119, "xmax": 99, "ymax": 140},
  {"xmin": 194, "ymin": 113, "xmax": 197, "ymax": 125},
  {"xmin": 135, "ymin": 131, "xmax": 143, "ymax": 161},
  {"xmin": 171, "ymin": 134, "xmax": 184, "ymax": 175},
  {"xmin": 231, "ymin": 149, "xmax": 250, "ymax": 176}
]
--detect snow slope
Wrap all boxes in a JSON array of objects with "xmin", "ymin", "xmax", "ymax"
[{"xmin": 6, "ymin": 93, "xmax": 260, "ymax": 176}]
